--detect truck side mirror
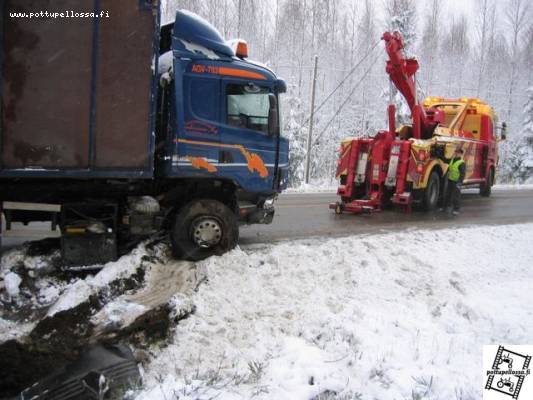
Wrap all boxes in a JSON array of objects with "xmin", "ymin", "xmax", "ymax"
[
  {"xmin": 500, "ymin": 122, "xmax": 507, "ymax": 140},
  {"xmin": 268, "ymin": 93, "xmax": 279, "ymax": 136}
]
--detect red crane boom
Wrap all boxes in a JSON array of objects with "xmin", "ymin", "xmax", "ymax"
[{"xmin": 382, "ymin": 31, "xmax": 443, "ymax": 139}]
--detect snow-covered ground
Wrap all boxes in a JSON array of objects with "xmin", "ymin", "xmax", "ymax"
[
  {"xmin": 285, "ymin": 182, "xmax": 338, "ymax": 193},
  {"xmin": 2, "ymin": 223, "xmax": 532, "ymax": 399},
  {"xmin": 135, "ymin": 223, "xmax": 533, "ymax": 400}
]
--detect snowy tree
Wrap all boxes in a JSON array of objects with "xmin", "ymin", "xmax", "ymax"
[
  {"xmin": 440, "ymin": 14, "xmax": 469, "ymax": 96},
  {"xmin": 523, "ymin": 88, "xmax": 533, "ymax": 148},
  {"xmin": 504, "ymin": 0, "xmax": 530, "ymax": 123},
  {"xmin": 419, "ymin": 0, "xmax": 441, "ymax": 94},
  {"xmin": 474, "ymin": 0, "xmax": 495, "ymax": 96},
  {"xmin": 283, "ymin": 94, "xmax": 308, "ymax": 186},
  {"xmin": 482, "ymin": 10, "xmax": 504, "ymax": 106},
  {"xmin": 384, "ymin": 0, "xmax": 417, "ymax": 53},
  {"xmin": 501, "ymin": 87, "xmax": 533, "ymax": 182},
  {"xmin": 159, "ymin": 0, "xmax": 531, "ymax": 186},
  {"xmin": 524, "ymin": 25, "xmax": 533, "ymax": 88}
]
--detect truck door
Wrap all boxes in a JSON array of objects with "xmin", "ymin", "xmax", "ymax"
[
  {"xmin": 219, "ymin": 79, "xmax": 278, "ymax": 192},
  {"xmin": 174, "ymin": 74, "xmax": 221, "ymax": 174}
]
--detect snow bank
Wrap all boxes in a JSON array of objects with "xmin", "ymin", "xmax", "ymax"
[
  {"xmin": 46, "ymin": 279, "xmax": 92, "ymax": 316},
  {"xmin": 90, "ymin": 299, "xmax": 147, "ymax": 331},
  {"xmin": 0, "ymin": 246, "xmax": 59, "ymax": 277},
  {"xmin": 4, "ymin": 272, "xmax": 22, "ymax": 298},
  {"xmin": 47, "ymin": 243, "xmax": 152, "ymax": 316},
  {"xmin": 137, "ymin": 223, "xmax": 533, "ymax": 400},
  {"xmin": 285, "ymin": 182, "xmax": 337, "ymax": 193},
  {"xmin": 0, "ymin": 318, "xmax": 35, "ymax": 343}
]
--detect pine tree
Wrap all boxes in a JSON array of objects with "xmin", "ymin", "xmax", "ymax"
[
  {"xmin": 283, "ymin": 95, "xmax": 307, "ymax": 186},
  {"xmin": 523, "ymin": 87, "xmax": 533, "ymax": 147},
  {"xmin": 502, "ymin": 86, "xmax": 533, "ymax": 182},
  {"xmin": 521, "ymin": 87, "xmax": 533, "ymax": 183}
]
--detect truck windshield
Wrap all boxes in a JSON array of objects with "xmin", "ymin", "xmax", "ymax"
[{"xmin": 226, "ymin": 84, "xmax": 270, "ymax": 134}]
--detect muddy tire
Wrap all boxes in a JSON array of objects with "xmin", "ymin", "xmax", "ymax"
[
  {"xmin": 423, "ymin": 171, "xmax": 440, "ymax": 211},
  {"xmin": 171, "ymin": 199, "xmax": 238, "ymax": 261},
  {"xmin": 480, "ymin": 168, "xmax": 493, "ymax": 197}
]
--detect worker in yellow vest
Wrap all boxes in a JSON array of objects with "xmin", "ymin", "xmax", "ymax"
[{"xmin": 444, "ymin": 148, "xmax": 466, "ymax": 215}]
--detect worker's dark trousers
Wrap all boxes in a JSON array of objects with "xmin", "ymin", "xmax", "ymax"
[{"xmin": 445, "ymin": 180, "xmax": 461, "ymax": 211}]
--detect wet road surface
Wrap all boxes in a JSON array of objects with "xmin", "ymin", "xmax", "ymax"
[
  {"xmin": 239, "ymin": 188, "xmax": 533, "ymax": 245},
  {"xmin": 2, "ymin": 189, "xmax": 533, "ymax": 251}
]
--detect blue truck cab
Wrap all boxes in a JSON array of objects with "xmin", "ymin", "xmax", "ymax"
[
  {"xmin": 0, "ymin": 3, "xmax": 289, "ymax": 263},
  {"xmin": 164, "ymin": 11, "xmax": 289, "ymax": 198}
]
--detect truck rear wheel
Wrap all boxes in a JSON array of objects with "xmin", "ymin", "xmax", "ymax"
[
  {"xmin": 423, "ymin": 171, "xmax": 440, "ymax": 211},
  {"xmin": 171, "ymin": 199, "xmax": 238, "ymax": 261},
  {"xmin": 480, "ymin": 168, "xmax": 493, "ymax": 197}
]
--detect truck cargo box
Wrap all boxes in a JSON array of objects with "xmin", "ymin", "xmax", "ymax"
[{"xmin": 0, "ymin": 0, "xmax": 159, "ymax": 178}]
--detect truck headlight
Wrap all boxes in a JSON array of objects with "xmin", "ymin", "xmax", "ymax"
[{"xmin": 263, "ymin": 198, "xmax": 275, "ymax": 208}]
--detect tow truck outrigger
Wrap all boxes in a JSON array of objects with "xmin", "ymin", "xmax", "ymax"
[{"xmin": 330, "ymin": 31, "xmax": 507, "ymax": 215}]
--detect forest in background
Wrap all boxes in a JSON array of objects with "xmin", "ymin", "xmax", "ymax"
[{"xmin": 162, "ymin": 0, "xmax": 533, "ymax": 186}]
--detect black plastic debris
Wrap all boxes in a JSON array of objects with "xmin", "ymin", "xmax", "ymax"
[{"xmin": 19, "ymin": 344, "xmax": 140, "ymax": 400}]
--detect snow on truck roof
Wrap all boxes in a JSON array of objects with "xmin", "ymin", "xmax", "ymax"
[
  {"xmin": 163, "ymin": 10, "xmax": 281, "ymax": 84},
  {"xmin": 173, "ymin": 10, "xmax": 234, "ymax": 58}
]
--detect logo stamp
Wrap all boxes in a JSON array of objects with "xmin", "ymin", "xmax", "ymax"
[{"xmin": 484, "ymin": 345, "xmax": 532, "ymax": 399}]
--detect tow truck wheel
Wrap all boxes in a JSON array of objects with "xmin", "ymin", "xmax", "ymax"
[
  {"xmin": 423, "ymin": 171, "xmax": 440, "ymax": 211},
  {"xmin": 171, "ymin": 199, "xmax": 238, "ymax": 261},
  {"xmin": 480, "ymin": 168, "xmax": 493, "ymax": 197}
]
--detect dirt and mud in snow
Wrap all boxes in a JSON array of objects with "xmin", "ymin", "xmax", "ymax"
[{"xmin": 0, "ymin": 238, "xmax": 200, "ymax": 397}]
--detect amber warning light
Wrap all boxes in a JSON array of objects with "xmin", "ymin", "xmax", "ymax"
[{"xmin": 228, "ymin": 39, "xmax": 248, "ymax": 59}]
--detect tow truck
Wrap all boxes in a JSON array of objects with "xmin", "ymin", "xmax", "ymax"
[{"xmin": 330, "ymin": 31, "xmax": 506, "ymax": 214}]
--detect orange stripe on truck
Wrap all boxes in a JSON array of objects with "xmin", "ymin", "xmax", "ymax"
[
  {"xmin": 218, "ymin": 67, "xmax": 266, "ymax": 80},
  {"xmin": 191, "ymin": 64, "xmax": 266, "ymax": 80},
  {"xmin": 186, "ymin": 156, "xmax": 217, "ymax": 173},
  {"xmin": 176, "ymin": 138, "xmax": 269, "ymax": 178}
]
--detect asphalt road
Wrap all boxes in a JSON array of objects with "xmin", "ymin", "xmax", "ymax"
[
  {"xmin": 2, "ymin": 188, "xmax": 533, "ymax": 252},
  {"xmin": 239, "ymin": 188, "xmax": 533, "ymax": 245}
]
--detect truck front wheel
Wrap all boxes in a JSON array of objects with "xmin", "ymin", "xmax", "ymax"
[{"xmin": 171, "ymin": 199, "xmax": 238, "ymax": 261}]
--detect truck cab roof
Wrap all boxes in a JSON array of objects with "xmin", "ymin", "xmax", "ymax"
[
  {"xmin": 423, "ymin": 97, "xmax": 496, "ymax": 120},
  {"xmin": 163, "ymin": 10, "xmax": 283, "ymax": 87}
]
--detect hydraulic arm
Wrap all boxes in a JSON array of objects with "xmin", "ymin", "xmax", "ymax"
[{"xmin": 382, "ymin": 31, "xmax": 444, "ymax": 138}]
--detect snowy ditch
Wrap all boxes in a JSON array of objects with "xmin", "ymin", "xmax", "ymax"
[
  {"xmin": 0, "ymin": 240, "xmax": 201, "ymax": 396},
  {"xmin": 1, "ymin": 223, "xmax": 532, "ymax": 399}
]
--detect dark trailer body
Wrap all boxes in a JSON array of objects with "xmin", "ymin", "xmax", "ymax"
[
  {"xmin": 0, "ymin": 0, "xmax": 158, "ymax": 178},
  {"xmin": 0, "ymin": 1, "xmax": 289, "ymax": 263}
]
